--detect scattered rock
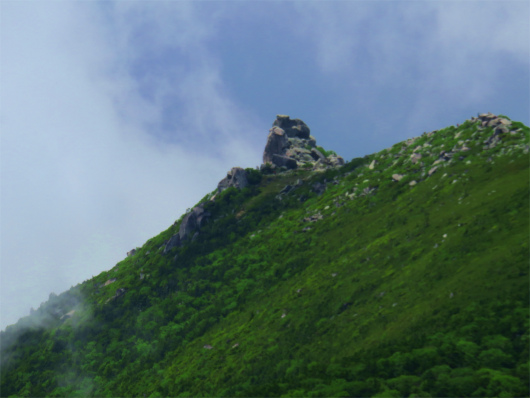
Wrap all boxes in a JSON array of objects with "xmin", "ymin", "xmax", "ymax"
[
  {"xmin": 410, "ymin": 153, "xmax": 422, "ymax": 164},
  {"xmin": 409, "ymin": 180, "xmax": 417, "ymax": 186},
  {"xmin": 369, "ymin": 159, "xmax": 376, "ymax": 169},
  {"xmin": 203, "ymin": 345, "xmax": 213, "ymax": 350},
  {"xmin": 280, "ymin": 184, "xmax": 293, "ymax": 194},
  {"xmin": 103, "ymin": 278, "xmax": 116, "ymax": 287},
  {"xmin": 106, "ymin": 288, "xmax": 127, "ymax": 304},
  {"xmin": 327, "ymin": 154, "xmax": 345, "ymax": 167},
  {"xmin": 303, "ymin": 213, "xmax": 323, "ymax": 223},
  {"xmin": 392, "ymin": 174, "xmax": 404, "ymax": 182},
  {"xmin": 428, "ymin": 166, "xmax": 438, "ymax": 176}
]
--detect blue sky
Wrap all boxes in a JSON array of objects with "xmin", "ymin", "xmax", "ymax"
[{"xmin": 1, "ymin": 1, "xmax": 528, "ymax": 330}]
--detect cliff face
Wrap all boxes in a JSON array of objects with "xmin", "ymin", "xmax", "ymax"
[{"xmin": 1, "ymin": 113, "xmax": 528, "ymax": 398}]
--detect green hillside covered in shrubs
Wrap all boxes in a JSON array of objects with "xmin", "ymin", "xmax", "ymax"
[{"xmin": 1, "ymin": 113, "xmax": 528, "ymax": 397}]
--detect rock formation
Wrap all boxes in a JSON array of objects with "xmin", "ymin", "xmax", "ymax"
[
  {"xmin": 217, "ymin": 167, "xmax": 249, "ymax": 193},
  {"xmin": 262, "ymin": 115, "xmax": 344, "ymax": 170},
  {"xmin": 163, "ymin": 203, "xmax": 211, "ymax": 254}
]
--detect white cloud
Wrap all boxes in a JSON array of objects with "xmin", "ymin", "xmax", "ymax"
[{"xmin": 0, "ymin": 2, "xmax": 262, "ymax": 329}]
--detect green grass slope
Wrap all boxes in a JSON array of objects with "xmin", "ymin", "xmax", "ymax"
[{"xmin": 1, "ymin": 115, "xmax": 528, "ymax": 397}]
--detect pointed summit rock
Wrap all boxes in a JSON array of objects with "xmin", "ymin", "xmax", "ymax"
[
  {"xmin": 262, "ymin": 115, "xmax": 343, "ymax": 170},
  {"xmin": 272, "ymin": 115, "xmax": 311, "ymax": 139}
]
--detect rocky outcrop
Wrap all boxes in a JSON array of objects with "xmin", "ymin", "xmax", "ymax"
[
  {"xmin": 163, "ymin": 233, "xmax": 181, "ymax": 254},
  {"xmin": 106, "ymin": 288, "xmax": 126, "ymax": 304},
  {"xmin": 271, "ymin": 154, "xmax": 298, "ymax": 169},
  {"xmin": 263, "ymin": 127, "xmax": 290, "ymax": 165},
  {"xmin": 218, "ymin": 167, "xmax": 249, "ymax": 193},
  {"xmin": 163, "ymin": 203, "xmax": 211, "ymax": 254},
  {"xmin": 262, "ymin": 115, "xmax": 344, "ymax": 170},
  {"xmin": 273, "ymin": 115, "xmax": 311, "ymax": 138}
]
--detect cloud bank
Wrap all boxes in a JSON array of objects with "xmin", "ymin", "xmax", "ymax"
[{"xmin": 0, "ymin": 2, "xmax": 262, "ymax": 329}]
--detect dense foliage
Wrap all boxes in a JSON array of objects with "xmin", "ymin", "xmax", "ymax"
[{"xmin": 1, "ymin": 116, "xmax": 528, "ymax": 397}]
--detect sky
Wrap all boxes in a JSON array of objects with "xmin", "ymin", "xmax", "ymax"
[{"xmin": 1, "ymin": 1, "xmax": 528, "ymax": 331}]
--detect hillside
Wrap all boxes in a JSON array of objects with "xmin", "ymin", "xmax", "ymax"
[{"xmin": 1, "ymin": 113, "xmax": 529, "ymax": 397}]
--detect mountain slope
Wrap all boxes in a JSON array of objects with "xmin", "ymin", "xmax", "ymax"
[{"xmin": 1, "ymin": 113, "xmax": 529, "ymax": 397}]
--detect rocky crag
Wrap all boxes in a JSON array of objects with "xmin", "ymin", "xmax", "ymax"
[{"xmin": 262, "ymin": 115, "xmax": 345, "ymax": 170}]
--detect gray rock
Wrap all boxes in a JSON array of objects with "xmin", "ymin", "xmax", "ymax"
[
  {"xmin": 410, "ymin": 153, "xmax": 422, "ymax": 164},
  {"xmin": 179, "ymin": 211, "xmax": 198, "ymax": 240},
  {"xmin": 428, "ymin": 166, "xmax": 438, "ymax": 176},
  {"xmin": 261, "ymin": 115, "xmax": 344, "ymax": 171},
  {"xmin": 328, "ymin": 155, "xmax": 345, "ymax": 167},
  {"xmin": 127, "ymin": 249, "xmax": 136, "ymax": 257},
  {"xmin": 263, "ymin": 127, "xmax": 290, "ymax": 165},
  {"xmin": 272, "ymin": 154, "xmax": 298, "ymax": 169},
  {"xmin": 494, "ymin": 125, "xmax": 509, "ymax": 135},
  {"xmin": 310, "ymin": 148, "xmax": 327, "ymax": 162},
  {"xmin": 163, "ymin": 233, "xmax": 181, "ymax": 254},
  {"xmin": 280, "ymin": 185, "xmax": 293, "ymax": 194},
  {"xmin": 218, "ymin": 167, "xmax": 249, "ymax": 193},
  {"xmin": 392, "ymin": 174, "xmax": 404, "ymax": 182},
  {"xmin": 272, "ymin": 115, "xmax": 310, "ymax": 139}
]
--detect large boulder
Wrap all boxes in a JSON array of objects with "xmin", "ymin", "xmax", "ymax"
[
  {"xmin": 272, "ymin": 154, "xmax": 298, "ymax": 169},
  {"xmin": 273, "ymin": 115, "xmax": 310, "ymax": 139},
  {"xmin": 217, "ymin": 167, "xmax": 249, "ymax": 193},
  {"xmin": 163, "ymin": 233, "xmax": 181, "ymax": 254},
  {"xmin": 179, "ymin": 211, "xmax": 198, "ymax": 241},
  {"xmin": 263, "ymin": 127, "xmax": 290, "ymax": 165},
  {"xmin": 178, "ymin": 204, "xmax": 211, "ymax": 242}
]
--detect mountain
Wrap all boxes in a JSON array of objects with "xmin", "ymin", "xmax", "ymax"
[{"xmin": 1, "ymin": 113, "xmax": 528, "ymax": 397}]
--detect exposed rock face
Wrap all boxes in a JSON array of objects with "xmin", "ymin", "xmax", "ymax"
[
  {"xmin": 262, "ymin": 115, "xmax": 343, "ymax": 170},
  {"xmin": 163, "ymin": 233, "xmax": 181, "ymax": 254},
  {"xmin": 263, "ymin": 127, "xmax": 290, "ymax": 165},
  {"xmin": 272, "ymin": 115, "xmax": 310, "ymax": 139},
  {"xmin": 218, "ymin": 167, "xmax": 249, "ymax": 193},
  {"xmin": 272, "ymin": 154, "xmax": 298, "ymax": 169},
  {"xmin": 163, "ymin": 203, "xmax": 211, "ymax": 254}
]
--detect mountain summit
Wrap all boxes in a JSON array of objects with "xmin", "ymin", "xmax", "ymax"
[{"xmin": 1, "ymin": 113, "xmax": 528, "ymax": 397}]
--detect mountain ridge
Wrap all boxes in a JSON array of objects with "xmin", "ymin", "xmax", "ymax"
[{"xmin": 1, "ymin": 112, "xmax": 528, "ymax": 397}]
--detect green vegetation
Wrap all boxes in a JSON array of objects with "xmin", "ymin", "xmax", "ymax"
[
  {"xmin": 316, "ymin": 146, "xmax": 338, "ymax": 158},
  {"xmin": 1, "ymin": 116, "xmax": 528, "ymax": 397}
]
